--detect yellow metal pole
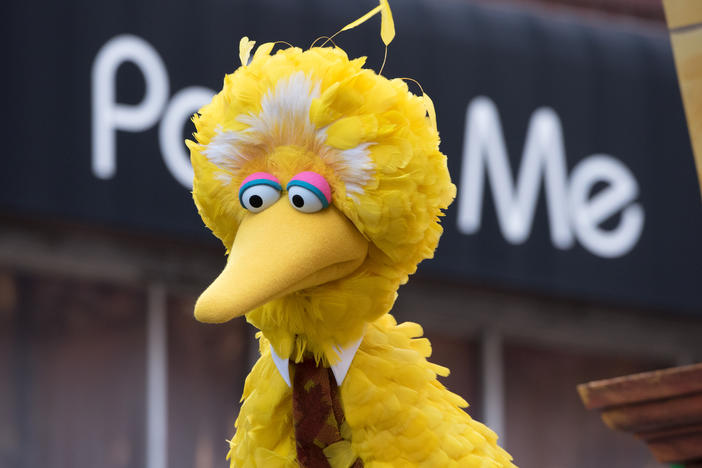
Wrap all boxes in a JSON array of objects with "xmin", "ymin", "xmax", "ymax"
[{"xmin": 663, "ymin": 0, "xmax": 702, "ymax": 199}]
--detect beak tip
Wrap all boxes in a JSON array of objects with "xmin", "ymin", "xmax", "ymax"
[{"xmin": 193, "ymin": 293, "xmax": 230, "ymax": 324}]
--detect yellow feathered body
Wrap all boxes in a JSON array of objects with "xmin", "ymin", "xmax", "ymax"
[
  {"xmin": 231, "ymin": 314, "xmax": 514, "ymax": 468},
  {"xmin": 189, "ymin": 38, "xmax": 515, "ymax": 467}
]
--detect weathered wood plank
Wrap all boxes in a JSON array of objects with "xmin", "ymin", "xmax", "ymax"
[{"xmin": 578, "ymin": 364, "xmax": 702, "ymax": 410}]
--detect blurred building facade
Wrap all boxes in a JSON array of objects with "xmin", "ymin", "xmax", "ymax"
[{"xmin": 3, "ymin": 1, "xmax": 702, "ymax": 468}]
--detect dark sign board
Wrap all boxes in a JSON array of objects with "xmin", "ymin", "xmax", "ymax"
[{"xmin": 5, "ymin": 0, "xmax": 702, "ymax": 311}]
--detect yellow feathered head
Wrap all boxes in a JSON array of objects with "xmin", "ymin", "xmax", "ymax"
[{"xmin": 188, "ymin": 30, "xmax": 455, "ymax": 360}]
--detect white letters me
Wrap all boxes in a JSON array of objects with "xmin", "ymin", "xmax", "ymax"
[
  {"xmin": 92, "ymin": 34, "xmax": 215, "ymax": 189},
  {"xmin": 457, "ymin": 96, "xmax": 644, "ymax": 258}
]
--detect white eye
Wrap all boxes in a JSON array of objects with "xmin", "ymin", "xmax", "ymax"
[
  {"xmin": 288, "ymin": 185, "xmax": 325, "ymax": 213},
  {"xmin": 240, "ymin": 184, "xmax": 281, "ymax": 213}
]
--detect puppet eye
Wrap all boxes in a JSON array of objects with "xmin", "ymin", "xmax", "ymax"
[
  {"xmin": 286, "ymin": 172, "xmax": 332, "ymax": 213},
  {"xmin": 241, "ymin": 185, "xmax": 281, "ymax": 212},
  {"xmin": 239, "ymin": 173, "xmax": 282, "ymax": 213},
  {"xmin": 287, "ymin": 185, "xmax": 325, "ymax": 213}
]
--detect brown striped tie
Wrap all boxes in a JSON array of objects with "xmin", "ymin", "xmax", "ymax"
[{"xmin": 292, "ymin": 359, "xmax": 363, "ymax": 468}]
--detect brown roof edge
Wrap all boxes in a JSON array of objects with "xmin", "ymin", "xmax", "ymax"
[
  {"xmin": 577, "ymin": 363, "xmax": 702, "ymax": 410},
  {"xmin": 578, "ymin": 363, "xmax": 702, "ymax": 464}
]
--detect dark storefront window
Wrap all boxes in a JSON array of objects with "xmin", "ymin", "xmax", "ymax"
[{"xmin": 1, "ymin": 272, "xmax": 147, "ymax": 468}]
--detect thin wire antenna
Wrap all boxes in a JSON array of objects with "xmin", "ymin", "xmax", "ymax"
[
  {"xmin": 378, "ymin": 45, "xmax": 389, "ymax": 76},
  {"xmin": 399, "ymin": 76, "xmax": 425, "ymax": 96},
  {"xmin": 319, "ymin": 28, "xmax": 345, "ymax": 48},
  {"xmin": 310, "ymin": 35, "xmax": 340, "ymax": 49},
  {"xmin": 400, "ymin": 76, "xmax": 437, "ymax": 129},
  {"xmin": 271, "ymin": 40, "xmax": 295, "ymax": 49}
]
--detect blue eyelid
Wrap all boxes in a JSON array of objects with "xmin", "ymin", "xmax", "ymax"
[
  {"xmin": 238, "ymin": 179, "xmax": 282, "ymax": 206},
  {"xmin": 286, "ymin": 180, "xmax": 329, "ymax": 208}
]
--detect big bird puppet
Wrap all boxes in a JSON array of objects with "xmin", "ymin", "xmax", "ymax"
[{"xmin": 187, "ymin": 2, "xmax": 516, "ymax": 467}]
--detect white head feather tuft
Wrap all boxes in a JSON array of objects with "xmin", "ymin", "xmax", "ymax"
[{"xmin": 203, "ymin": 72, "xmax": 374, "ymax": 197}]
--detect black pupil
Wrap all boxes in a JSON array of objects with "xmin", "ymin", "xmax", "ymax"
[
  {"xmin": 292, "ymin": 194, "xmax": 305, "ymax": 208},
  {"xmin": 249, "ymin": 195, "xmax": 263, "ymax": 208}
]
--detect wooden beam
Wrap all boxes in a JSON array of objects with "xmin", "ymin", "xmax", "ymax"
[{"xmin": 579, "ymin": 363, "xmax": 702, "ymax": 464}]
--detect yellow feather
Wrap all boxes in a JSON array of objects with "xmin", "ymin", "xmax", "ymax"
[
  {"xmin": 339, "ymin": 0, "xmax": 394, "ymax": 46},
  {"xmin": 338, "ymin": 316, "xmax": 515, "ymax": 467},
  {"xmin": 325, "ymin": 115, "xmax": 379, "ymax": 150},
  {"xmin": 422, "ymin": 92, "xmax": 437, "ymax": 132},
  {"xmin": 253, "ymin": 42, "xmax": 275, "ymax": 61},
  {"xmin": 239, "ymin": 36, "xmax": 255, "ymax": 66},
  {"xmin": 379, "ymin": 0, "xmax": 395, "ymax": 46},
  {"xmin": 323, "ymin": 440, "xmax": 357, "ymax": 468},
  {"xmin": 341, "ymin": 5, "xmax": 382, "ymax": 33}
]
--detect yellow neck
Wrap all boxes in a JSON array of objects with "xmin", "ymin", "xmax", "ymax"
[{"xmin": 246, "ymin": 270, "xmax": 397, "ymax": 366}]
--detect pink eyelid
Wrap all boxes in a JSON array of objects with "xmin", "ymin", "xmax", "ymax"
[
  {"xmin": 239, "ymin": 172, "xmax": 281, "ymax": 191},
  {"xmin": 289, "ymin": 172, "xmax": 332, "ymax": 204}
]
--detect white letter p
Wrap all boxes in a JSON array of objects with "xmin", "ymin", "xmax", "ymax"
[{"xmin": 91, "ymin": 34, "xmax": 169, "ymax": 179}]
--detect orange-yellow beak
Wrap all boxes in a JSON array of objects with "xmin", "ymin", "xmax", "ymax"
[{"xmin": 194, "ymin": 199, "xmax": 368, "ymax": 323}]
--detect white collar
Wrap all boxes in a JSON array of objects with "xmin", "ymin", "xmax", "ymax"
[{"xmin": 270, "ymin": 333, "xmax": 364, "ymax": 388}]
